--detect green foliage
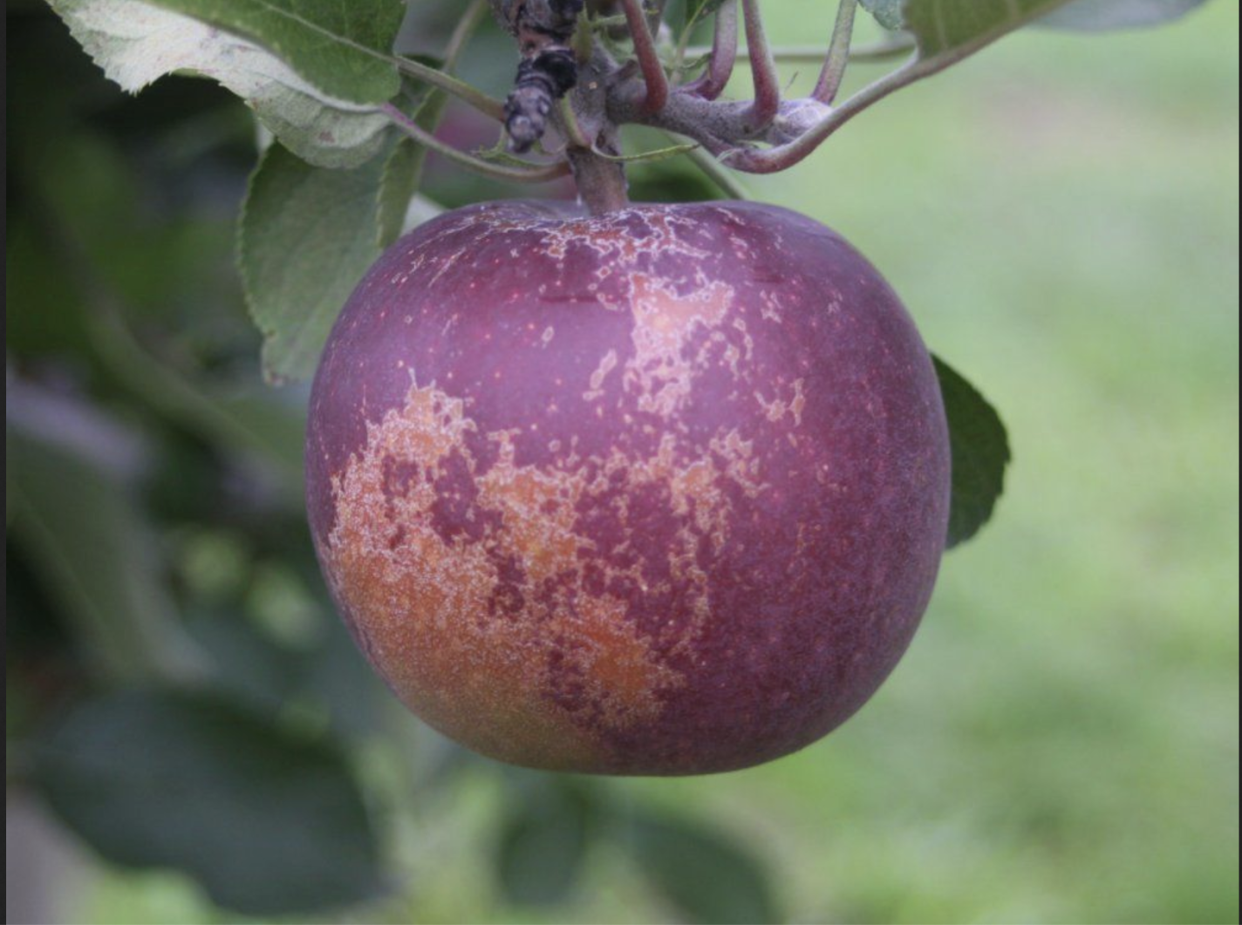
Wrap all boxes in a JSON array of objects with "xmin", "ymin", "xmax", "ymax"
[
  {"xmin": 7, "ymin": 403, "xmax": 205, "ymax": 683},
  {"xmin": 494, "ymin": 776, "xmax": 599, "ymax": 906},
  {"xmin": 903, "ymin": 0, "xmax": 1075, "ymax": 61},
  {"xmin": 377, "ymin": 89, "xmax": 450, "ymax": 249},
  {"xmin": 239, "ymin": 143, "xmax": 388, "ymax": 383},
  {"xmin": 859, "ymin": 0, "xmax": 904, "ymax": 31},
  {"xmin": 47, "ymin": 0, "xmax": 396, "ymax": 168},
  {"xmin": 144, "ymin": 0, "xmax": 405, "ymax": 103},
  {"xmin": 1040, "ymin": 0, "xmax": 1212, "ymax": 30},
  {"xmin": 865, "ymin": 0, "xmax": 1209, "ymax": 34},
  {"xmin": 684, "ymin": 0, "xmax": 728, "ymax": 30},
  {"xmin": 934, "ymin": 357, "xmax": 1011, "ymax": 548},
  {"xmin": 625, "ymin": 813, "xmax": 781, "ymax": 924},
  {"xmin": 34, "ymin": 689, "xmax": 385, "ymax": 915},
  {"xmin": 378, "ymin": 139, "xmax": 426, "ymax": 248}
]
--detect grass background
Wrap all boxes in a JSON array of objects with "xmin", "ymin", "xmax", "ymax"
[{"xmin": 22, "ymin": 1, "xmax": 1239, "ymax": 922}]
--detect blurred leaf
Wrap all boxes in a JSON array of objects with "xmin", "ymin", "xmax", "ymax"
[
  {"xmin": 35, "ymin": 688, "xmax": 385, "ymax": 915},
  {"xmin": 495, "ymin": 777, "xmax": 598, "ymax": 906},
  {"xmin": 86, "ymin": 308, "xmax": 307, "ymax": 493},
  {"xmin": 859, "ymin": 0, "xmax": 905, "ymax": 30},
  {"xmin": 47, "ymin": 0, "xmax": 395, "ymax": 168},
  {"xmin": 1039, "ymin": 0, "xmax": 1210, "ymax": 30},
  {"xmin": 378, "ymin": 137, "xmax": 424, "ymax": 247},
  {"xmin": 5, "ymin": 218, "xmax": 93, "ymax": 360},
  {"xmin": 185, "ymin": 610, "xmax": 301, "ymax": 717},
  {"xmin": 142, "ymin": 0, "xmax": 402, "ymax": 104},
  {"xmin": 685, "ymin": 0, "xmax": 727, "ymax": 30},
  {"xmin": 626, "ymin": 813, "xmax": 780, "ymax": 925},
  {"xmin": 298, "ymin": 612, "xmax": 387, "ymax": 740},
  {"xmin": 902, "ymin": 0, "xmax": 1076, "ymax": 65},
  {"xmin": 375, "ymin": 70, "xmax": 455, "ymax": 248},
  {"xmin": 239, "ymin": 143, "xmax": 387, "ymax": 383},
  {"xmin": 6, "ymin": 385, "xmax": 206, "ymax": 683},
  {"xmin": 934, "ymin": 356, "xmax": 1011, "ymax": 548}
]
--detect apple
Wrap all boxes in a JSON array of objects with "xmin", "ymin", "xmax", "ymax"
[{"xmin": 306, "ymin": 200, "xmax": 950, "ymax": 775}]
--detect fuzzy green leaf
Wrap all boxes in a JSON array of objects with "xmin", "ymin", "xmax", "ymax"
[
  {"xmin": 934, "ymin": 357, "xmax": 1011, "ymax": 548},
  {"xmin": 35, "ymin": 689, "xmax": 384, "ymax": 915},
  {"xmin": 903, "ymin": 0, "xmax": 1077, "ymax": 62},
  {"xmin": 47, "ymin": 0, "xmax": 394, "ymax": 168},
  {"xmin": 144, "ymin": 0, "xmax": 405, "ymax": 104},
  {"xmin": 376, "ymin": 88, "xmax": 443, "ymax": 248},
  {"xmin": 6, "ymin": 390, "xmax": 205, "ymax": 683},
  {"xmin": 685, "ymin": 0, "xmax": 728, "ymax": 30},
  {"xmin": 859, "ymin": 0, "xmax": 906, "ymax": 30},
  {"xmin": 376, "ymin": 138, "xmax": 423, "ymax": 248},
  {"xmin": 494, "ymin": 778, "xmax": 598, "ymax": 906},
  {"xmin": 627, "ymin": 814, "xmax": 780, "ymax": 925},
  {"xmin": 239, "ymin": 144, "xmax": 387, "ymax": 383},
  {"xmin": 1039, "ymin": 0, "xmax": 1210, "ymax": 30}
]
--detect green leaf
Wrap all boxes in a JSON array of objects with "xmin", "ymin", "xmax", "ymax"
[
  {"xmin": 376, "ymin": 88, "xmax": 443, "ymax": 248},
  {"xmin": 495, "ymin": 777, "xmax": 597, "ymax": 906},
  {"xmin": 377, "ymin": 138, "xmax": 423, "ymax": 248},
  {"xmin": 86, "ymin": 309, "xmax": 308, "ymax": 495},
  {"xmin": 47, "ymin": 0, "xmax": 394, "ymax": 168},
  {"xmin": 1039, "ymin": 0, "xmax": 1210, "ymax": 30},
  {"xmin": 859, "ymin": 0, "xmax": 906, "ymax": 30},
  {"xmin": 145, "ymin": 0, "xmax": 404, "ymax": 104},
  {"xmin": 6, "ymin": 388, "xmax": 206, "ymax": 683},
  {"xmin": 685, "ymin": 0, "xmax": 728, "ymax": 31},
  {"xmin": 185, "ymin": 610, "xmax": 301, "ymax": 717},
  {"xmin": 239, "ymin": 143, "xmax": 388, "ymax": 383},
  {"xmin": 934, "ymin": 356, "xmax": 1011, "ymax": 548},
  {"xmin": 35, "ymin": 689, "xmax": 384, "ymax": 915},
  {"xmin": 903, "ymin": 0, "xmax": 1077, "ymax": 63},
  {"xmin": 627, "ymin": 813, "xmax": 780, "ymax": 925}
]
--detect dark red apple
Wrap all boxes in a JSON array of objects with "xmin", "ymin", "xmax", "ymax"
[{"xmin": 306, "ymin": 200, "xmax": 950, "ymax": 775}]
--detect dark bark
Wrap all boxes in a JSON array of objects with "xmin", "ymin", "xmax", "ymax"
[{"xmin": 494, "ymin": 1, "xmax": 586, "ymax": 152}]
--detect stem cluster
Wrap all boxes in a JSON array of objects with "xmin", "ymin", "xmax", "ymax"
[{"xmin": 386, "ymin": 0, "xmax": 931, "ymax": 210}]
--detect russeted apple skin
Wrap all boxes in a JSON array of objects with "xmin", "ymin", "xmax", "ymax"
[{"xmin": 306, "ymin": 200, "xmax": 950, "ymax": 776}]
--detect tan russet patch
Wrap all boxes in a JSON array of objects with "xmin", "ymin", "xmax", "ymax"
[
  {"xmin": 324, "ymin": 227, "xmax": 791, "ymax": 769},
  {"xmin": 625, "ymin": 273, "xmax": 734, "ymax": 417},
  {"xmin": 584, "ymin": 348, "xmax": 620, "ymax": 401},
  {"xmin": 327, "ymin": 379, "xmax": 728, "ymax": 769},
  {"xmin": 755, "ymin": 378, "xmax": 808, "ymax": 426}
]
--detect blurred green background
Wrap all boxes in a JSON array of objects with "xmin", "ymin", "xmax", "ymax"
[{"xmin": 6, "ymin": 1, "xmax": 1239, "ymax": 923}]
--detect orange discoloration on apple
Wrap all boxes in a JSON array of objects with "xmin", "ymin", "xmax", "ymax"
[
  {"xmin": 584, "ymin": 348, "xmax": 620, "ymax": 401},
  {"xmin": 756, "ymin": 378, "xmax": 808, "ymax": 426},
  {"xmin": 477, "ymin": 431, "xmax": 587, "ymax": 585},
  {"xmin": 325, "ymin": 375, "xmax": 760, "ymax": 769},
  {"xmin": 549, "ymin": 593, "xmax": 680, "ymax": 728},
  {"xmin": 626, "ymin": 273, "xmax": 734, "ymax": 417},
  {"xmin": 326, "ymin": 384, "xmax": 602, "ymax": 768}
]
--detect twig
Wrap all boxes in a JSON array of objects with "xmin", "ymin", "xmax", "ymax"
[
  {"xmin": 685, "ymin": 0, "xmax": 738, "ymax": 100},
  {"xmin": 813, "ymin": 0, "xmax": 858, "ymax": 104},
  {"xmin": 683, "ymin": 35, "xmax": 916, "ymax": 66},
  {"xmin": 394, "ymin": 57, "xmax": 506, "ymax": 122},
  {"xmin": 620, "ymin": 0, "xmax": 669, "ymax": 113},
  {"xmin": 741, "ymin": 0, "xmax": 779, "ymax": 130},
  {"xmin": 381, "ymin": 103, "xmax": 571, "ymax": 183}
]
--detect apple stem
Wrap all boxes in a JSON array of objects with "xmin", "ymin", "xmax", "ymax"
[
  {"xmin": 813, "ymin": 0, "xmax": 859, "ymax": 105},
  {"xmin": 681, "ymin": 36, "xmax": 916, "ymax": 67},
  {"xmin": 684, "ymin": 0, "xmax": 739, "ymax": 101},
  {"xmin": 567, "ymin": 146, "xmax": 631, "ymax": 215},
  {"xmin": 619, "ymin": 0, "xmax": 670, "ymax": 114},
  {"xmin": 741, "ymin": 0, "xmax": 781, "ymax": 132}
]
